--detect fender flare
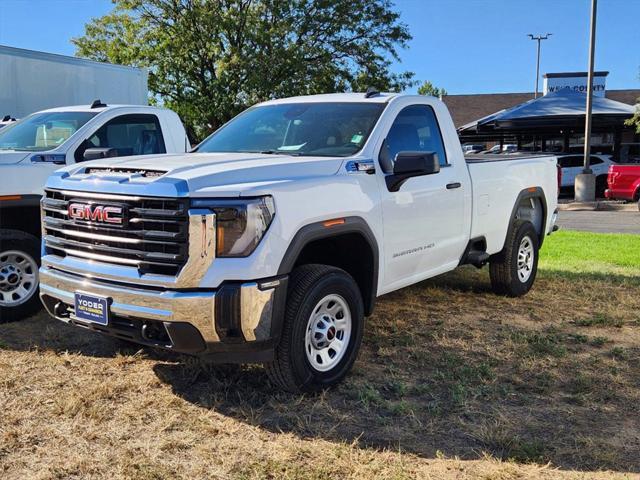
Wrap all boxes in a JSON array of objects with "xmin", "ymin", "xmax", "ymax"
[
  {"xmin": 0, "ymin": 194, "xmax": 41, "ymax": 209},
  {"xmin": 277, "ymin": 216, "xmax": 379, "ymax": 316},
  {"xmin": 0, "ymin": 196, "xmax": 44, "ymax": 239},
  {"xmin": 505, "ymin": 187, "xmax": 548, "ymax": 249}
]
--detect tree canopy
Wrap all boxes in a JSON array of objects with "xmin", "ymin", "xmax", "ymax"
[
  {"xmin": 73, "ymin": 0, "xmax": 414, "ymax": 140},
  {"xmin": 626, "ymin": 102, "xmax": 640, "ymax": 133},
  {"xmin": 417, "ymin": 80, "xmax": 447, "ymax": 98}
]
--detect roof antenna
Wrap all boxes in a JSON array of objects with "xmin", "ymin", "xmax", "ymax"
[
  {"xmin": 90, "ymin": 99, "xmax": 107, "ymax": 109},
  {"xmin": 364, "ymin": 87, "xmax": 380, "ymax": 99}
]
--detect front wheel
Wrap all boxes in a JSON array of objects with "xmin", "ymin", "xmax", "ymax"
[
  {"xmin": 0, "ymin": 230, "xmax": 42, "ymax": 322},
  {"xmin": 489, "ymin": 220, "xmax": 539, "ymax": 297},
  {"xmin": 266, "ymin": 264, "xmax": 364, "ymax": 393}
]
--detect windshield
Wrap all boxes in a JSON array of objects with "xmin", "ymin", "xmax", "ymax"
[
  {"xmin": 197, "ymin": 102, "xmax": 385, "ymax": 157},
  {"xmin": 0, "ymin": 111, "xmax": 97, "ymax": 151}
]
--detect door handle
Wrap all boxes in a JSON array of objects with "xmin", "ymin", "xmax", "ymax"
[{"xmin": 446, "ymin": 182, "xmax": 462, "ymax": 190}]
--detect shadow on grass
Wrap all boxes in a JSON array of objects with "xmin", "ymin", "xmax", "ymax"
[
  {"xmin": 151, "ymin": 268, "xmax": 640, "ymax": 473},
  {"xmin": 2, "ymin": 268, "xmax": 638, "ymax": 473},
  {"xmin": 0, "ymin": 311, "xmax": 172, "ymax": 361},
  {"xmin": 151, "ymin": 335, "xmax": 639, "ymax": 474},
  {"xmin": 537, "ymin": 268, "xmax": 640, "ymax": 285}
]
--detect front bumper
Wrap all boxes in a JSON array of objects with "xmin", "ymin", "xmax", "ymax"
[{"xmin": 39, "ymin": 265, "xmax": 287, "ymax": 363}]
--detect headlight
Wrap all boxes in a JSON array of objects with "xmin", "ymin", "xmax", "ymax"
[{"xmin": 191, "ymin": 196, "xmax": 275, "ymax": 257}]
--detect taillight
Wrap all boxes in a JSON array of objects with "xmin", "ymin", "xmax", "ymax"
[
  {"xmin": 557, "ymin": 164, "xmax": 562, "ymax": 190},
  {"xmin": 608, "ymin": 171, "xmax": 619, "ymax": 185}
]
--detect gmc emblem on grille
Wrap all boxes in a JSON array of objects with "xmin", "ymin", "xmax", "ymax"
[{"xmin": 68, "ymin": 203, "xmax": 126, "ymax": 225}]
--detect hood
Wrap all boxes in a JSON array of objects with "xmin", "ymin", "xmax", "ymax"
[
  {"xmin": 50, "ymin": 152, "xmax": 345, "ymax": 197},
  {"xmin": 0, "ymin": 151, "xmax": 32, "ymax": 165}
]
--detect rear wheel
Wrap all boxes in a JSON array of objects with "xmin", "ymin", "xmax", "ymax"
[
  {"xmin": 266, "ymin": 264, "xmax": 364, "ymax": 393},
  {"xmin": 489, "ymin": 220, "xmax": 539, "ymax": 297},
  {"xmin": 595, "ymin": 175, "xmax": 608, "ymax": 199},
  {"xmin": 0, "ymin": 230, "xmax": 42, "ymax": 322}
]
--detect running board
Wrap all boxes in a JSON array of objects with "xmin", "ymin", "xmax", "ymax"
[
  {"xmin": 459, "ymin": 236, "xmax": 490, "ymax": 268},
  {"xmin": 466, "ymin": 251, "xmax": 490, "ymax": 268}
]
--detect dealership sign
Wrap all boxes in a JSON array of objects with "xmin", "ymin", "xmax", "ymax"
[{"xmin": 543, "ymin": 71, "xmax": 608, "ymax": 97}]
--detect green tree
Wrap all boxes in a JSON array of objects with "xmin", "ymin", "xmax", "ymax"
[
  {"xmin": 417, "ymin": 80, "xmax": 447, "ymax": 98},
  {"xmin": 626, "ymin": 103, "xmax": 640, "ymax": 133},
  {"xmin": 73, "ymin": 0, "xmax": 414, "ymax": 140}
]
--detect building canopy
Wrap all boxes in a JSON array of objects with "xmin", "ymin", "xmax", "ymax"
[{"xmin": 458, "ymin": 89, "xmax": 636, "ymax": 136}]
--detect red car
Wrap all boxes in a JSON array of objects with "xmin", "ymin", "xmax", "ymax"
[{"xmin": 605, "ymin": 164, "xmax": 640, "ymax": 207}]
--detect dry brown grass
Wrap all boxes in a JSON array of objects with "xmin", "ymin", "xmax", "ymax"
[{"xmin": 1, "ymin": 266, "xmax": 639, "ymax": 479}]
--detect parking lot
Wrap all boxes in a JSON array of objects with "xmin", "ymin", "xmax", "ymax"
[{"xmin": 558, "ymin": 210, "xmax": 640, "ymax": 234}]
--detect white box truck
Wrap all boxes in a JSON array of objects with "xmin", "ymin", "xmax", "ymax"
[{"xmin": 0, "ymin": 45, "xmax": 148, "ymax": 119}]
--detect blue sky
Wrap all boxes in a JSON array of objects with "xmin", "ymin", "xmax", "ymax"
[{"xmin": 1, "ymin": 0, "xmax": 638, "ymax": 94}]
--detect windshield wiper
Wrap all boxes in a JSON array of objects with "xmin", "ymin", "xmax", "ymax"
[{"xmin": 257, "ymin": 150, "xmax": 302, "ymax": 156}]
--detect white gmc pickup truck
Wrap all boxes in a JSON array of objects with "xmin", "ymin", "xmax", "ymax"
[
  {"xmin": 0, "ymin": 101, "xmax": 188, "ymax": 321},
  {"xmin": 38, "ymin": 92, "xmax": 558, "ymax": 392}
]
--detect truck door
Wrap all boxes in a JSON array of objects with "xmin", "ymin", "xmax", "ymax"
[
  {"xmin": 377, "ymin": 103, "xmax": 468, "ymax": 291},
  {"xmin": 73, "ymin": 114, "xmax": 167, "ymax": 163}
]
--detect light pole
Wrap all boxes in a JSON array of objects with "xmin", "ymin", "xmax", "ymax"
[
  {"xmin": 575, "ymin": 0, "xmax": 598, "ymax": 202},
  {"xmin": 583, "ymin": 0, "xmax": 598, "ymax": 175},
  {"xmin": 528, "ymin": 33, "xmax": 552, "ymax": 98}
]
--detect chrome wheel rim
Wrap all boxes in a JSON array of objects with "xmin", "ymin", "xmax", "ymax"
[
  {"xmin": 517, "ymin": 236, "xmax": 534, "ymax": 283},
  {"xmin": 0, "ymin": 250, "xmax": 38, "ymax": 307},
  {"xmin": 305, "ymin": 294, "xmax": 352, "ymax": 372}
]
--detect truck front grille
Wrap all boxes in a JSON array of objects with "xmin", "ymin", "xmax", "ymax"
[{"xmin": 42, "ymin": 189, "xmax": 189, "ymax": 276}]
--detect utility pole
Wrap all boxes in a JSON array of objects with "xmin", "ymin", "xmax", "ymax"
[
  {"xmin": 528, "ymin": 33, "xmax": 552, "ymax": 98},
  {"xmin": 575, "ymin": 0, "xmax": 598, "ymax": 202}
]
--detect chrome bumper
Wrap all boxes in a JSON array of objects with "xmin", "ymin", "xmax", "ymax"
[{"xmin": 39, "ymin": 266, "xmax": 285, "ymax": 358}]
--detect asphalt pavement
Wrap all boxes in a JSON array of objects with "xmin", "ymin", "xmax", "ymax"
[{"xmin": 557, "ymin": 210, "xmax": 640, "ymax": 234}]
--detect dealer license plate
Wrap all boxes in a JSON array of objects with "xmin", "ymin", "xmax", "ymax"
[{"xmin": 74, "ymin": 292, "xmax": 110, "ymax": 325}]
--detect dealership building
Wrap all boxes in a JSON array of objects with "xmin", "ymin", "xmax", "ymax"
[
  {"xmin": 442, "ymin": 71, "xmax": 639, "ymax": 160},
  {"xmin": 443, "ymin": 72, "xmax": 639, "ymax": 127}
]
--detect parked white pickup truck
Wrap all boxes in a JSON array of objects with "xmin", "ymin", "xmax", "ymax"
[
  {"xmin": 38, "ymin": 92, "xmax": 558, "ymax": 392},
  {"xmin": 0, "ymin": 101, "xmax": 188, "ymax": 321}
]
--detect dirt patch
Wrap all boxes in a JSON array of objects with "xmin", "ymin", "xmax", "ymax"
[{"xmin": 1, "ymin": 267, "xmax": 639, "ymax": 479}]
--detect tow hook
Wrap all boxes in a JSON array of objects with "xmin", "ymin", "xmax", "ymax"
[
  {"xmin": 141, "ymin": 321, "xmax": 171, "ymax": 345},
  {"xmin": 53, "ymin": 302, "xmax": 70, "ymax": 318}
]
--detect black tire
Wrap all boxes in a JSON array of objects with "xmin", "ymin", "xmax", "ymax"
[
  {"xmin": 489, "ymin": 220, "xmax": 539, "ymax": 297},
  {"xmin": 266, "ymin": 264, "xmax": 364, "ymax": 393},
  {"xmin": 595, "ymin": 175, "xmax": 608, "ymax": 199},
  {"xmin": 0, "ymin": 229, "xmax": 42, "ymax": 323}
]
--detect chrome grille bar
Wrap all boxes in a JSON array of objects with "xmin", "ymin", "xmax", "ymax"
[
  {"xmin": 43, "ymin": 215, "xmax": 184, "ymax": 240},
  {"xmin": 43, "ymin": 189, "xmax": 190, "ymax": 276}
]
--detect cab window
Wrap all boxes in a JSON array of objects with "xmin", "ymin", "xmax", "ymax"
[
  {"xmin": 75, "ymin": 114, "xmax": 166, "ymax": 162},
  {"xmin": 559, "ymin": 156, "xmax": 596, "ymax": 168},
  {"xmin": 382, "ymin": 104, "xmax": 448, "ymax": 172}
]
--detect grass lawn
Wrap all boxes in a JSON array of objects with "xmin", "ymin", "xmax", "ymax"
[
  {"xmin": 540, "ymin": 230, "xmax": 640, "ymax": 278},
  {"xmin": 1, "ymin": 231, "xmax": 639, "ymax": 479}
]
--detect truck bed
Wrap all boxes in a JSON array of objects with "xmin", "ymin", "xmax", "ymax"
[
  {"xmin": 465, "ymin": 153, "xmax": 559, "ymax": 254},
  {"xmin": 465, "ymin": 153, "xmax": 557, "ymax": 163}
]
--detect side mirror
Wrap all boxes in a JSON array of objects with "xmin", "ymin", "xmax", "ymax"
[
  {"xmin": 385, "ymin": 151, "xmax": 440, "ymax": 192},
  {"xmin": 83, "ymin": 147, "xmax": 119, "ymax": 162}
]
